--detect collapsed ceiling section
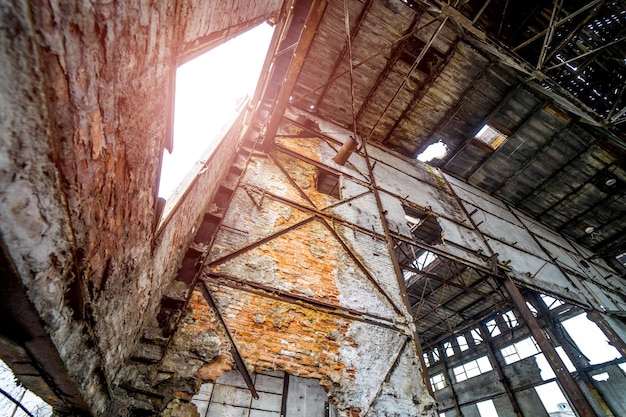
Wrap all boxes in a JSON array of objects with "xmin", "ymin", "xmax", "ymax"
[{"xmin": 282, "ymin": 0, "xmax": 626, "ymax": 261}]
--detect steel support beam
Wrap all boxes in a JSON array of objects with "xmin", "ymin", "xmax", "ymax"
[
  {"xmin": 199, "ymin": 282, "xmax": 259, "ymax": 399},
  {"xmin": 202, "ymin": 273, "xmax": 403, "ymax": 332},
  {"xmin": 501, "ymin": 275, "xmax": 598, "ymax": 417},
  {"xmin": 531, "ymin": 294, "xmax": 615, "ymax": 417},
  {"xmin": 263, "ymin": 0, "xmax": 329, "ymax": 144},
  {"xmin": 314, "ymin": 0, "xmax": 374, "ymax": 109}
]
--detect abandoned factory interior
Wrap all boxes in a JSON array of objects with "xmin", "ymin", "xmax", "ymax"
[{"xmin": 2, "ymin": 0, "xmax": 626, "ymax": 416}]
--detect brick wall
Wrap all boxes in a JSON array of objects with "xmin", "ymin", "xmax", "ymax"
[
  {"xmin": 0, "ymin": 1, "xmax": 281, "ymax": 415},
  {"xmin": 155, "ymin": 113, "xmax": 437, "ymax": 416}
]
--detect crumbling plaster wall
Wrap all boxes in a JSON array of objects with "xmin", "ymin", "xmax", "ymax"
[
  {"xmin": 0, "ymin": 1, "xmax": 281, "ymax": 414},
  {"xmin": 161, "ymin": 107, "xmax": 626, "ymax": 416},
  {"xmin": 157, "ymin": 112, "xmax": 438, "ymax": 416}
]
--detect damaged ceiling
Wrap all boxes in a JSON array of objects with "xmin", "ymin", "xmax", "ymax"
[{"xmin": 284, "ymin": 0, "xmax": 626, "ymax": 266}]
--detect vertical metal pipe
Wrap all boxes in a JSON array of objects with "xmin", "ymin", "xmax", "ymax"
[{"xmin": 501, "ymin": 275, "xmax": 598, "ymax": 417}]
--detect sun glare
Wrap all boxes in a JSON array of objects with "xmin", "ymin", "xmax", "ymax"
[{"xmin": 158, "ymin": 23, "xmax": 275, "ymax": 198}]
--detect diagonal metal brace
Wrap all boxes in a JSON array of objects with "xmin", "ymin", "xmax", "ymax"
[{"xmin": 198, "ymin": 281, "xmax": 259, "ymax": 399}]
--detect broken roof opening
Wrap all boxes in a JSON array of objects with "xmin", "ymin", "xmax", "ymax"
[
  {"xmin": 417, "ymin": 140, "xmax": 448, "ymax": 163},
  {"xmin": 157, "ymin": 22, "xmax": 275, "ymax": 200},
  {"xmin": 475, "ymin": 124, "xmax": 509, "ymax": 150}
]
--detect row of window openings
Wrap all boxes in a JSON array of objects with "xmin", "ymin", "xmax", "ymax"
[
  {"xmin": 424, "ymin": 294, "xmax": 567, "ymax": 367},
  {"xmin": 430, "ymin": 331, "xmax": 619, "ymax": 393},
  {"xmin": 429, "ymin": 336, "xmax": 565, "ymax": 390},
  {"xmin": 423, "ymin": 310, "xmax": 520, "ymax": 367}
]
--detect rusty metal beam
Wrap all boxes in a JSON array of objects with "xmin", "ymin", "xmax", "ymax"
[
  {"xmin": 427, "ymin": 0, "xmax": 546, "ymax": 80},
  {"xmin": 364, "ymin": 17, "xmax": 449, "ymax": 143},
  {"xmin": 401, "ymin": 263, "xmax": 501, "ymax": 305},
  {"xmin": 471, "ymin": 0, "xmax": 493, "ymax": 24},
  {"xmin": 291, "ymin": 18, "xmax": 441, "ymax": 107},
  {"xmin": 512, "ymin": 0, "xmax": 604, "ymax": 52},
  {"xmin": 537, "ymin": 0, "xmax": 563, "ymax": 69},
  {"xmin": 198, "ymin": 281, "xmax": 259, "ymax": 399},
  {"xmin": 383, "ymin": 38, "xmax": 461, "ymax": 147},
  {"xmin": 319, "ymin": 218, "xmax": 405, "ymax": 317},
  {"xmin": 542, "ymin": 1, "xmax": 605, "ymax": 66},
  {"xmin": 314, "ymin": 0, "xmax": 374, "ymax": 109},
  {"xmin": 354, "ymin": 14, "xmax": 428, "ymax": 123},
  {"xmin": 532, "ymin": 294, "xmax": 616, "ymax": 417},
  {"xmin": 362, "ymin": 136, "xmax": 434, "ymax": 396},
  {"xmin": 202, "ymin": 273, "xmax": 404, "ymax": 332},
  {"xmin": 421, "ymin": 305, "xmax": 499, "ymax": 348},
  {"xmin": 438, "ymin": 342, "xmax": 463, "ymax": 417},
  {"xmin": 263, "ymin": 0, "xmax": 329, "ymax": 144},
  {"xmin": 362, "ymin": 337, "xmax": 410, "ymax": 416},
  {"xmin": 208, "ymin": 216, "xmax": 316, "ymax": 268},
  {"xmin": 501, "ymin": 274, "xmax": 599, "ymax": 417}
]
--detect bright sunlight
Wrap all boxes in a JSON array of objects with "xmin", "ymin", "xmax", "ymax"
[{"xmin": 158, "ymin": 23, "xmax": 275, "ymax": 198}]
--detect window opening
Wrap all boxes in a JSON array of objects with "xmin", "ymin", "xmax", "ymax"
[
  {"xmin": 444, "ymin": 341, "xmax": 455, "ymax": 357},
  {"xmin": 475, "ymin": 124, "xmax": 508, "ymax": 150},
  {"xmin": 423, "ymin": 353, "xmax": 430, "ymax": 367},
  {"xmin": 535, "ymin": 348, "xmax": 576, "ymax": 381},
  {"xmin": 476, "ymin": 399, "xmax": 499, "ymax": 417},
  {"xmin": 485, "ymin": 319, "xmax": 501, "ymax": 337},
  {"xmin": 316, "ymin": 167, "xmax": 341, "ymax": 199},
  {"xmin": 501, "ymin": 337, "xmax": 540, "ymax": 365},
  {"xmin": 535, "ymin": 382, "xmax": 570, "ymax": 415},
  {"xmin": 403, "ymin": 204, "xmax": 443, "ymax": 245},
  {"xmin": 0, "ymin": 360, "xmax": 52, "ymax": 416},
  {"xmin": 432, "ymin": 347, "xmax": 441, "ymax": 363},
  {"xmin": 561, "ymin": 313, "xmax": 620, "ymax": 364},
  {"xmin": 592, "ymin": 372, "xmax": 610, "ymax": 382},
  {"xmin": 526, "ymin": 301, "xmax": 539, "ymax": 316},
  {"xmin": 430, "ymin": 373, "xmax": 446, "ymax": 391},
  {"xmin": 417, "ymin": 140, "xmax": 448, "ymax": 163},
  {"xmin": 540, "ymin": 294, "xmax": 564, "ymax": 310},
  {"xmin": 616, "ymin": 251, "xmax": 626, "ymax": 266},
  {"xmin": 158, "ymin": 23, "xmax": 274, "ymax": 200},
  {"xmin": 502, "ymin": 310, "xmax": 519, "ymax": 328},
  {"xmin": 457, "ymin": 335, "xmax": 469, "ymax": 352},
  {"xmin": 452, "ymin": 356, "xmax": 493, "ymax": 382},
  {"xmin": 470, "ymin": 328, "xmax": 483, "ymax": 345}
]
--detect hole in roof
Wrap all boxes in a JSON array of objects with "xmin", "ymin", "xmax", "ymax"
[
  {"xmin": 157, "ymin": 22, "xmax": 275, "ymax": 200},
  {"xmin": 417, "ymin": 140, "xmax": 448, "ymax": 163},
  {"xmin": 475, "ymin": 124, "xmax": 508, "ymax": 149}
]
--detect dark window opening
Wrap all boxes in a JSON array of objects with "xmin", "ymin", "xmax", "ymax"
[
  {"xmin": 403, "ymin": 204, "xmax": 443, "ymax": 245},
  {"xmin": 316, "ymin": 167, "xmax": 341, "ymax": 199}
]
